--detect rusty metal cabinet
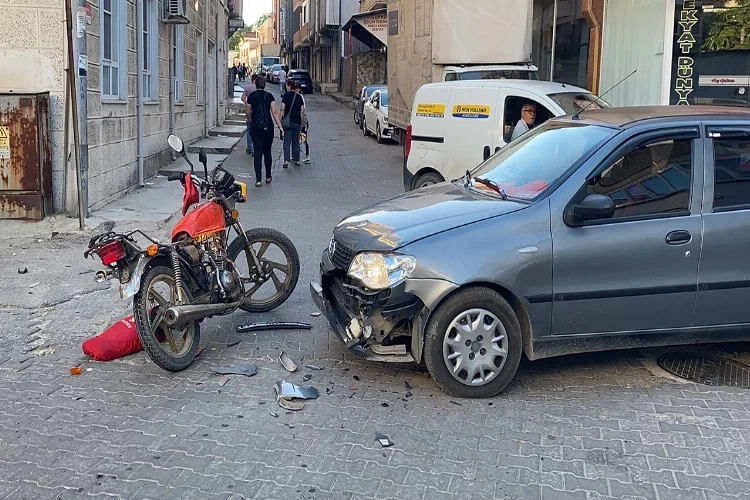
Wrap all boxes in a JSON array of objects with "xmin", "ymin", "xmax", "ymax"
[{"xmin": 0, "ymin": 91, "xmax": 53, "ymax": 220}]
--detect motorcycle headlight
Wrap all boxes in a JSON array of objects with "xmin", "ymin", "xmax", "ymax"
[{"xmin": 347, "ymin": 253, "xmax": 416, "ymax": 290}]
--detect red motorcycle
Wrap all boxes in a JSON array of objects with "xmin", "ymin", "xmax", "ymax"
[{"xmin": 85, "ymin": 135, "xmax": 300, "ymax": 371}]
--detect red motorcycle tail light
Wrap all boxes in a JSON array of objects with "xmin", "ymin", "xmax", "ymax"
[{"xmin": 98, "ymin": 241, "xmax": 126, "ymax": 266}]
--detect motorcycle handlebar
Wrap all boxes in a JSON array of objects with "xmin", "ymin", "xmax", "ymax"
[{"xmin": 167, "ymin": 173, "xmax": 182, "ymax": 182}]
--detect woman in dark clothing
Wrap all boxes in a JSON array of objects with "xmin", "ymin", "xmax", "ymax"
[
  {"xmin": 280, "ymin": 80, "xmax": 305, "ymax": 167},
  {"xmin": 295, "ymin": 82, "xmax": 311, "ymax": 164},
  {"xmin": 246, "ymin": 76, "xmax": 284, "ymax": 186}
]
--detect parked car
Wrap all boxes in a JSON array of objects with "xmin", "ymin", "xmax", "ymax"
[
  {"xmin": 354, "ymin": 84, "xmax": 386, "ymax": 128},
  {"xmin": 311, "ymin": 105, "xmax": 750, "ymax": 398},
  {"xmin": 403, "ymin": 80, "xmax": 610, "ymax": 191},
  {"xmin": 268, "ymin": 64, "xmax": 284, "ymax": 83},
  {"xmin": 287, "ymin": 69, "xmax": 314, "ymax": 94},
  {"xmin": 362, "ymin": 89, "xmax": 392, "ymax": 144}
]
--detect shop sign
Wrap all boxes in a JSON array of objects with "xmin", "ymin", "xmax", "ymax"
[
  {"xmin": 359, "ymin": 12, "xmax": 388, "ymax": 45},
  {"xmin": 671, "ymin": 0, "xmax": 699, "ymax": 105},
  {"xmin": 280, "ymin": 6, "xmax": 285, "ymax": 38}
]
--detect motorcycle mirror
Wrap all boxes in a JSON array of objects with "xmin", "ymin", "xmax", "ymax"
[{"xmin": 167, "ymin": 134, "xmax": 184, "ymax": 153}]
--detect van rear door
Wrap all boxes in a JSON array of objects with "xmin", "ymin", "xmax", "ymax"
[{"xmin": 443, "ymin": 86, "xmax": 500, "ymax": 180}]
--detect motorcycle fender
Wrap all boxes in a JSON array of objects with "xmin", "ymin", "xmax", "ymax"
[{"xmin": 119, "ymin": 255, "xmax": 154, "ymax": 300}]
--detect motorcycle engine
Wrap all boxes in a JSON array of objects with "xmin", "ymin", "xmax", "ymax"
[{"xmin": 201, "ymin": 233, "xmax": 243, "ymax": 301}]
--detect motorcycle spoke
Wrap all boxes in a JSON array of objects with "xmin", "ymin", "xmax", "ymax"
[
  {"xmin": 270, "ymin": 270, "xmax": 284, "ymax": 292},
  {"xmin": 264, "ymin": 259, "xmax": 288, "ymax": 274},
  {"xmin": 149, "ymin": 309, "xmax": 166, "ymax": 333},
  {"xmin": 163, "ymin": 328, "xmax": 180, "ymax": 353},
  {"xmin": 255, "ymin": 241, "xmax": 271, "ymax": 259},
  {"xmin": 149, "ymin": 290, "xmax": 171, "ymax": 310},
  {"xmin": 244, "ymin": 281, "xmax": 263, "ymax": 298}
]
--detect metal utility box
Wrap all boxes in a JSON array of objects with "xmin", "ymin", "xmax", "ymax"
[{"xmin": 0, "ymin": 91, "xmax": 53, "ymax": 220}]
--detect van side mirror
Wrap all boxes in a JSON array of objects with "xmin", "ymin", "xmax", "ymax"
[{"xmin": 564, "ymin": 193, "xmax": 615, "ymax": 226}]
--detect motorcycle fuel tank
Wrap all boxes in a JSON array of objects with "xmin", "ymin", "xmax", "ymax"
[{"xmin": 171, "ymin": 201, "xmax": 226, "ymax": 241}]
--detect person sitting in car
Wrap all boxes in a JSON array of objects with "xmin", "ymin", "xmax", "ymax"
[{"xmin": 511, "ymin": 101, "xmax": 537, "ymax": 141}]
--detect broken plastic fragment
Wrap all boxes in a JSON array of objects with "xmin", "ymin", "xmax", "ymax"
[
  {"xmin": 210, "ymin": 364, "xmax": 258, "ymax": 377},
  {"xmin": 302, "ymin": 374, "xmax": 312, "ymax": 382},
  {"xmin": 279, "ymin": 351, "xmax": 298, "ymax": 372},
  {"xmin": 310, "ymin": 312, "xmax": 321, "ymax": 317},
  {"xmin": 305, "ymin": 364, "xmax": 324, "ymax": 371},
  {"xmin": 17, "ymin": 268, "xmax": 27, "ymax": 274},
  {"xmin": 375, "ymin": 434, "xmax": 394, "ymax": 447},
  {"xmin": 273, "ymin": 380, "xmax": 319, "ymax": 400},
  {"xmin": 278, "ymin": 398, "xmax": 304, "ymax": 411},
  {"xmin": 236, "ymin": 321, "xmax": 312, "ymax": 333},
  {"xmin": 219, "ymin": 376, "xmax": 230, "ymax": 387}
]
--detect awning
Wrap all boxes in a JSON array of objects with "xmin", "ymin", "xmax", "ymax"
[{"xmin": 341, "ymin": 8, "xmax": 387, "ymax": 49}]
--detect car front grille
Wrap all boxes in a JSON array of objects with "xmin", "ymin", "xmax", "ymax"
[{"xmin": 330, "ymin": 238, "xmax": 355, "ymax": 270}]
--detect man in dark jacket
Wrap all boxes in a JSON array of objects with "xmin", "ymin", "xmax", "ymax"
[{"xmin": 246, "ymin": 76, "xmax": 283, "ymax": 186}]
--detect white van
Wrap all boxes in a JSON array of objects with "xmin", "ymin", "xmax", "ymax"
[{"xmin": 402, "ymin": 80, "xmax": 609, "ymax": 191}]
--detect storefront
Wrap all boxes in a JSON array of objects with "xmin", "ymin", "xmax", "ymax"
[{"xmin": 533, "ymin": 0, "xmax": 749, "ymax": 107}]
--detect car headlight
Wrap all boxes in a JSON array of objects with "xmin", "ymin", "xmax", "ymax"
[
  {"xmin": 383, "ymin": 116, "xmax": 388, "ymax": 123},
  {"xmin": 348, "ymin": 253, "xmax": 416, "ymax": 290}
]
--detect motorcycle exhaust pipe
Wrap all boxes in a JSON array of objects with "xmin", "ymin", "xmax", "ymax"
[
  {"xmin": 164, "ymin": 302, "xmax": 240, "ymax": 326},
  {"xmin": 94, "ymin": 270, "xmax": 111, "ymax": 283}
]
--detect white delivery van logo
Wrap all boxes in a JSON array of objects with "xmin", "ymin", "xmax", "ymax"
[{"xmin": 452, "ymin": 104, "xmax": 490, "ymax": 119}]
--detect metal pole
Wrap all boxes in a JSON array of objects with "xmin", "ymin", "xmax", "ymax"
[
  {"xmin": 550, "ymin": 0, "xmax": 558, "ymax": 82},
  {"xmin": 136, "ymin": 0, "xmax": 144, "ymax": 186},
  {"xmin": 337, "ymin": 0, "xmax": 342, "ymax": 92},
  {"xmin": 73, "ymin": 0, "xmax": 89, "ymax": 217},
  {"xmin": 64, "ymin": 0, "xmax": 85, "ymax": 230},
  {"xmin": 62, "ymin": 60, "xmax": 70, "ymax": 212},
  {"xmin": 169, "ymin": 24, "xmax": 176, "ymax": 161}
]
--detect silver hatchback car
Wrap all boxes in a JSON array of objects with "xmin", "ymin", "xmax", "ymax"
[{"xmin": 312, "ymin": 105, "xmax": 750, "ymax": 398}]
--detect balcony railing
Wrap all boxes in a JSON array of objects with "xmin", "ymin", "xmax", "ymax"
[
  {"xmin": 360, "ymin": 0, "xmax": 386, "ymax": 13},
  {"xmin": 293, "ymin": 23, "xmax": 310, "ymax": 48}
]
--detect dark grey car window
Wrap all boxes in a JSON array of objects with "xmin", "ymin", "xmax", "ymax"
[
  {"xmin": 712, "ymin": 137, "xmax": 750, "ymax": 211},
  {"xmin": 588, "ymin": 139, "xmax": 693, "ymax": 220}
]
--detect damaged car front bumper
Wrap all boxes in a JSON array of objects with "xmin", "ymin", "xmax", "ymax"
[{"xmin": 310, "ymin": 249, "xmax": 457, "ymax": 364}]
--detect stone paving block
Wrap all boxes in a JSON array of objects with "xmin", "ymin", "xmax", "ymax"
[{"xmin": 494, "ymin": 482, "xmax": 541, "ymax": 500}]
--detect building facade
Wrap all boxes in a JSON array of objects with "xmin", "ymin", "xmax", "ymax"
[
  {"xmin": 531, "ymin": 0, "xmax": 749, "ymax": 107},
  {"xmin": 0, "ymin": 0, "xmax": 232, "ymax": 217}
]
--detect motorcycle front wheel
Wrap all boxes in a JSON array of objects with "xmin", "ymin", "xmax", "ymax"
[
  {"xmin": 133, "ymin": 265, "xmax": 201, "ymax": 372},
  {"xmin": 228, "ymin": 228, "xmax": 301, "ymax": 313}
]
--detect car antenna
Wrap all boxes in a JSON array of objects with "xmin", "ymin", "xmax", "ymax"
[{"xmin": 572, "ymin": 69, "xmax": 637, "ymax": 120}]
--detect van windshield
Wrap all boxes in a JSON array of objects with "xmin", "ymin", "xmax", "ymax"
[
  {"xmin": 549, "ymin": 92, "xmax": 611, "ymax": 114},
  {"xmin": 457, "ymin": 70, "xmax": 540, "ymax": 80},
  {"xmin": 468, "ymin": 122, "xmax": 615, "ymax": 201}
]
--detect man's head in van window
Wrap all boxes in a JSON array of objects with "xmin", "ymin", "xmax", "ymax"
[{"xmin": 521, "ymin": 102, "xmax": 537, "ymax": 126}]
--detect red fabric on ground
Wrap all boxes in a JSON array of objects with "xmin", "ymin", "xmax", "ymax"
[{"xmin": 82, "ymin": 314, "xmax": 143, "ymax": 361}]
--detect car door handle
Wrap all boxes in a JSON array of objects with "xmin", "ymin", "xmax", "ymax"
[
  {"xmin": 665, "ymin": 230, "xmax": 691, "ymax": 245},
  {"xmin": 483, "ymin": 146, "xmax": 491, "ymax": 161}
]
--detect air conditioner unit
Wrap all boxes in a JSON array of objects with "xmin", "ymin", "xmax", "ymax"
[{"xmin": 162, "ymin": 0, "xmax": 190, "ymax": 24}]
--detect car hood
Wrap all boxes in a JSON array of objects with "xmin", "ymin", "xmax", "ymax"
[{"xmin": 332, "ymin": 182, "xmax": 526, "ymax": 252}]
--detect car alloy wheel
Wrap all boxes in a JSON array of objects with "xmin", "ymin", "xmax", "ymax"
[
  {"xmin": 442, "ymin": 308, "xmax": 508, "ymax": 386},
  {"xmin": 424, "ymin": 287, "xmax": 522, "ymax": 398}
]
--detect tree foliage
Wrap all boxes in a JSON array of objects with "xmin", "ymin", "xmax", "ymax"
[
  {"xmin": 229, "ymin": 12, "xmax": 272, "ymax": 50},
  {"xmin": 702, "ymin": 0, "xmax": 750, "ymax": 51}
]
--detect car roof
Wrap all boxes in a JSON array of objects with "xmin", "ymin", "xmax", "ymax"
[
  {"xmin": 551, "ymin": 105, "xmax": 750, "ymax": 128},
  {"xmin": 422, "ymin": 79, "xmax": 591, "ymax": 95}
]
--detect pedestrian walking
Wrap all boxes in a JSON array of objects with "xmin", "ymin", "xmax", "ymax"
[
  {"xmin": 246, "ymin": 76, "xmax": 284, "ymax": 186},
  {"xmin": 280, "ymin": 80, "xmax": 305, "ymax": 167},
  {"xmin": 295, "ymin": 82, "xmax": 311, "ymax": 164},
  {"xmin": 241, "ymin": 74, "xmax": 258, "ymax": 155},
  {"xmin": 278, "ymin": 65, "xmax": 287, "ymax": 95}
]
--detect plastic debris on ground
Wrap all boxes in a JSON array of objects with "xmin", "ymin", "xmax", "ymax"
[
  {"xmin": 376, "ymin": 434, "xmax": 394, "ymax": 447},
  {"xmin": 236, "ymin": 321, "xmax": 312, "ymax": 333},
  {"xmin": 273, "ymin": 381, "xmax": 319, "ymax": 400},
  {"xmin": 279, "ymin": 350, "xmax": 298, "ymax": 372},
  {"xmin": 210, "ymin": 364, "xmax": 258, "ymax": 377}
]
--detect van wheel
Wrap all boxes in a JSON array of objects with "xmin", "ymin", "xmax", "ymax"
[
  {"xmin": 362, "ymin": 117, "xmax": 370, "ymax": 137},
  {"xmin": 424, "ymin": 287, "xmax": 523, "ymax": 398},
  {"xmin": 415, "ymin": 172, "xmax": 444, "ymax": 188}
]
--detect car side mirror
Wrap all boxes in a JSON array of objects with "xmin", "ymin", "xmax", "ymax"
[{"xmin": 564, "ymin": 193, "xmax": 615, "ymax": 226}]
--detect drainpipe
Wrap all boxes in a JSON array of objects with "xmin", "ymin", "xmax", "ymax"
[
  {"xmin": 169, "ymin": 24, "xmax": 176, "ymax": 161},
  {"xmin": 136, "ymin": 0, "xmax": 145, "ymax": 186},
  {"xmin": 337, "ymin": 0, "xmax": 342, "ymax": 91},
  {"xmin": 550, "ymin": 0, "xmax": 558, "ymax": 82}
]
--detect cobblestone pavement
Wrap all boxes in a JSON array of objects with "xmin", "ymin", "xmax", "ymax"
[{"xmin": 1, "ymin": 91, "xmax": 749, "ymax": 500}]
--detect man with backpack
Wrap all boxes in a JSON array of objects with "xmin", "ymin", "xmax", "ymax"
[{"xmin": 246, "ymin": 76, "xmax": 284, "ymax": 187}]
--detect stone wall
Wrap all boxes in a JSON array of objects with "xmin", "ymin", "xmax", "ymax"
[
  {"xmin": 0, "ymin": 0, "xmax": 228, "ymax": 215},
  {"xmin": 355, "ymin": 52, "xmax": 386, "ymax": 88},
  {"xmin": 0, "ymin": 0, "xmax": 66, "ymax": 211}
]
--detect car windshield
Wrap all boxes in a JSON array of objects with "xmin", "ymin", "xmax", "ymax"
[
  {"xmin": 549, "ymin": 92, "xmax": 611, "ymax": 114},
  {"xmin": 380, "ymin": 92, "xmax": 389, "ymax": 106},
  {"xmin": 468, "ymin": 122, "xmax": 615, "ymax": 201},
  {"xmin": 366, "ymin": 86, "xmax": 385, "ymax": 97},
  {"xmin": 458, "ymin": 70, "xmax": 540, "ymax": 80}
]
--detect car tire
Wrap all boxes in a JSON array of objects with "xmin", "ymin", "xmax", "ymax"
[
  {"xmin": 424, "ymin": 287, "xmax": 523, "ymax": 398},
  {"xmin": 414, "ymin": 171, "xmax": 444, "ymax": 188},
  {"xmin": 354, "ymin": 109, "xmax": 360, "ymax": 125},
  {"xmin": 362, "ymin": 117, "xmax": 370, "ymax": 137},
  {"xmin": 376, "ymin": 122, "xmax": 384, "ymax": 144}
]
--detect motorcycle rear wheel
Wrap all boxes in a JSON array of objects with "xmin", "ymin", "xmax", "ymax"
[
  {"xmin": 228, "ymin": 228, "xmax": 301, "ymax": 313},
  {"xmin": 133, "ymin": 265, "xmax": 200, "ymax": 372}
]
